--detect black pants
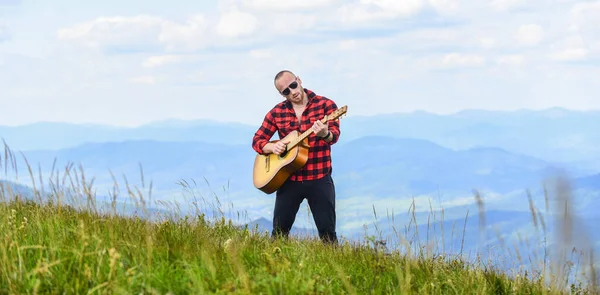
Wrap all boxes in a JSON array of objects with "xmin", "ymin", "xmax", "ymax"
[{"xmin": 272, "ymin": 173, "xmax": 337, "ymax": 244}]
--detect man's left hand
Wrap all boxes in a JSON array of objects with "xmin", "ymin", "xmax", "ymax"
[{"xmin": 312, "ymin": 120, "xmax": 328, "ymax": 138}]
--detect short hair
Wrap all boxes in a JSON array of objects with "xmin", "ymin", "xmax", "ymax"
[{"xmin": 274, "ymin": 70, "xmax": 295, "ymax": 84}]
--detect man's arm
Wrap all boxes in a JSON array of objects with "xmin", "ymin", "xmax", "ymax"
[
  {"xmin": 322, "ymin": 99, "xmax": 341, "ymax": 145},
  {"xmin": 252, "ymin": 110, "xmax": 277, "ymax": 154}
]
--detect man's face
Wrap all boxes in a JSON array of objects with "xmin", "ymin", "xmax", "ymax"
[{"xmin": 275, "ymin": 72, "xmax": 303, "ymax": 103}]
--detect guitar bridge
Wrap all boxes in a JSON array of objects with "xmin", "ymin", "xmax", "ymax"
[{"xmin": 265, "ymin": 156, "xmax": 270, "ymax": 172}]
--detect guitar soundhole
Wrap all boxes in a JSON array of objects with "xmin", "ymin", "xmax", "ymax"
[
  {"xmin": 278, "ymin": 144, "xmax": 291, "ymax": 158},
  {"xmin": 279, "ymin": 149, "xmax": 288, "ymax": 158}
]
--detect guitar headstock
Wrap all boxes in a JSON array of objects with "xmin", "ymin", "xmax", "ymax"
[{"xmin": 325, "ymin": 105, "xmax": 348, "ymax": 122}]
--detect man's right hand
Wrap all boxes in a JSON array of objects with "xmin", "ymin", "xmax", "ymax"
[{"xmin": 263, "ymin": 140, "xmax": 289, "ymax": 155}]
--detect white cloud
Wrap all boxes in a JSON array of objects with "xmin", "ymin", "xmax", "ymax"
[
  {"xmin": 57, "ymin": 13, "xmax": 252, "ymax": 53},
  {"xmin": 569, "ymin": 0, "xmax": 600, "ymax": 30},
  {"xmin": 549, "ymin": 48, "xmax": 588, "ymax": 61},
  {"xmin": 240, "ymin": 0, "xmax": 339, "ymax": 11},
  {"xmin": 0, "ymin": 0, "xmax": 598, "ymax": 127},
  {"xmin": 248, "ymin": 48, "xmax": 271, "ymax": 59},
  {"xmin": 496, "ymin": 54, "xmax": 525, "ymax": 65},
  {"xmin": 159, "ymin": 15, "xmax": 210, "ymax": 51},
  {"xmin": 57, "ymin": 16, "xmax": 166, "ymax": 50},
  {"xmin": 261, "ymin": 13, "xmax": 319, "ymax": 34},
  {"xmin": 130, "ymin": 75, "xmax": 156, "ymax": 84},
  {"xmin": 547, "ymin": 34, "xmax": 594, "ymax": 62},
  {"xmin": 339, "ymin": 39, "xmax": 358, "ymax": 50},
  {"xmin": 0, "ymin": 0, "xmax": 21, "ymax": 5},
  {"xmin": 490, "ymin": 0, "xmax": 526, "ymax": 11},
  {"xmin": 441, "ymin": 53, "xmax": 486, "ymax": 68},
  {"xmin": 140, "ymin": 54, "xmax": 209, "ymax": 69},
  {"xmin": 334, "ymin": 4, "xmax": 381, "ymax": 23},
  {"xmin": 56, "ymin": 7, "xmax": 320, "ymax": 53},
  {"xmin": 215, "ymin": 9, "xmax": 258, "ymax": 38},
  {"xmin": 362, "ymin": 0, "xmax": 425, "ymax": 15},
  {"xmin": 565, "ymin": 1, "xmax": 600, "ymax": 58},
  {"xmin": 515, "ymin": 24, "xmax": 544, "ymax": 46},
  {"xmin": 336, "ymin": 0, "xmax": 425, "ymax": 23},
  {"xmin": 142, "ymin": 55, "xmax": 184, "ymax": 68},
  {"xmin": 480, "ymin": 38, "xmax": 496, "ymax": 49},
  {"xmin": 427, "ymin": 0, "xmax": 459, "ymax": 14}
]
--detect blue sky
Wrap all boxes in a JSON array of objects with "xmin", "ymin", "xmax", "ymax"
[{"xmin": 0, "ymin": 0, "xmax": 599, "ymax": 126}]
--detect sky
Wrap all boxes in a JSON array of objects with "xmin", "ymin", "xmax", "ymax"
[{"xmin": 0, "ymin": 0, "xmax": 599, "ymax": 127}]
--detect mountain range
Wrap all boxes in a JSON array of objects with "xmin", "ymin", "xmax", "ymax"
[
  {"xmin": 6, "ymin": 135, "xmax": 571, "ymax": 199},
  {"xmin": 1, "ymin": 107, "xmax": 599, "ymax": 166}
]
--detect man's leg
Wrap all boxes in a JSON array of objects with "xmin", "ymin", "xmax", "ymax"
[
  {"xmin": 306, "ymin": 174, "xmax": 338, "ymax": 244},
  {"xmin": 272, "ymin": 180, "xmax": 304, "ymax": 239}
]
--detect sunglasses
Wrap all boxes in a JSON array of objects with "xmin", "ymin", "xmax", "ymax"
[{"xmin": 280, "ymin": 81, "xmax": 298, "ymax": 96}]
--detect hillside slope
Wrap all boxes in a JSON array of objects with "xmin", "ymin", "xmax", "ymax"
[{"xmin": 0, "ymin": 199, "xmax": 595, "ymax": 294}]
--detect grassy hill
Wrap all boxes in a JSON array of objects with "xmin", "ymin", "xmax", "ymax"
[
  {"xmin": 0, "ymin": 200, "xmax": 573, "ymax": 294},
  {"xmin": 1, "ymin": 190, "xmax": 598, "ymax": 294}
]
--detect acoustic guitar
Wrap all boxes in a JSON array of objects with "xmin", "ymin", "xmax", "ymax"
[{"xmin": 252, "ymin": 105, "xmax": 348, "ymax": 194}]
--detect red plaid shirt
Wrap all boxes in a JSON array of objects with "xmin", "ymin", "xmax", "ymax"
[{"xmin": 252, "ymin": 88, "xmax": 341, "ymax": 181}]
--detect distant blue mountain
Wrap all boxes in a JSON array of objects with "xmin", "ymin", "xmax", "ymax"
[
  {"xmin": 10, "ymin": 136, "xmax": 559, "ymax": 198},
  {"xmin": 575, "ymin": 173, "xmax": 600, "ymax": 190},
  {"xmin": 334, "ymin": 136, "xmax": 555, "ymax": 196},
  {"xmin": 336, "ymin": 107, "xmax": 600, "ymax": 165},
  {"xmin": 15, "ymin": 140, "xmax": 255, "ymax": 192},
  {"xmin": 0, "ymin": 180, "xmax": 35, "ymax": 201},
  {"xmin": 0, "ymin": 119, "xmax": 256, "ymax": 150},
  {"xmin": 1, "ymin": 108, "xmax": 599, "ymax": 171}
]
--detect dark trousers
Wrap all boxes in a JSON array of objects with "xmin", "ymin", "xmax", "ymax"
[{"xmin": 272, "ymin": 173, "xmax": 337, "ymax": 244}]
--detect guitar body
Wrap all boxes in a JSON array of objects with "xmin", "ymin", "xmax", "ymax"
[{"xmin": 253, "ymin": 130, "xmax": 310, "ymax": 194}]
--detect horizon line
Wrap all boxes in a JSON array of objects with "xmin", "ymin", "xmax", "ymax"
[{"xmin": 1, "ymin": 106, "xmax": 598, "ymax": 128}]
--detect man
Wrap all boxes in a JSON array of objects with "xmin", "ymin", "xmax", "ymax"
[{"xmin": 252, "ymin": 70, "xmax": 341, "ymax": 244}]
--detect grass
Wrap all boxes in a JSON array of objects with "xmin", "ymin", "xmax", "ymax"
[{"xmin": 0, "ymin": 143, "xmax": 599, "ymax": 294}]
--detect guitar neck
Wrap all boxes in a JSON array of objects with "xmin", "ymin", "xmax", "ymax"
[{"xmin": 288, "ymin": 117, "xmax": 328, "ymax": 149}]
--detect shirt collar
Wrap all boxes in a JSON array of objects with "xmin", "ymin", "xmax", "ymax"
[{"xmin": 285, "ymin": 88, "xmax": 316, "ymax": 108}]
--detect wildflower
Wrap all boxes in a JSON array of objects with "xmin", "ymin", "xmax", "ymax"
[
  {"xmin": 19, "ymin": 216, "xmax": 28, "ymax": 230},
  {"xmin": 109, "ymin": 247, "xmax": 121, "ymax": 274},
  {"xmin": 224, "ymin": 238, "xmax": 232, "ymax": 251}
]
